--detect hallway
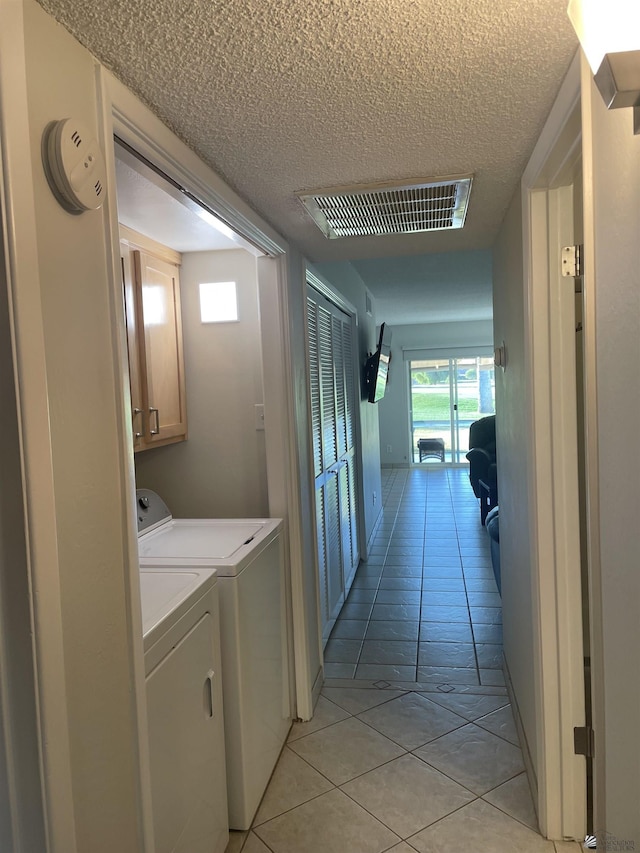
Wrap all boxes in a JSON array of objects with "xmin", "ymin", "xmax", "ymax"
[
  {"xmin": 227, "ymin": 469, "xmax": 583, "ymax": 853},
  {"xmin": 326, "ymin": 467, "xmax": 502, "ymax": 685}
]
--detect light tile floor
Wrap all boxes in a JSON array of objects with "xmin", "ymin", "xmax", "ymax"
[
  {"xmin": 226, "ymin": 468, "xmax": 584, "ymax": 853},
  {"xmin": 325, "ymin": 467, "xmax": 501, "ymax": 686}
]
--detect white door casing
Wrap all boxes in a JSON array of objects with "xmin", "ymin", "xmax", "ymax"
[{"xmin": 521, "ymin": 52, "xmax": 588, "ymax": 839}]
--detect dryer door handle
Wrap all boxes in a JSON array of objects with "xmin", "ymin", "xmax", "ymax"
[{"xmin": 204, "ymin": 669, "xmax": 216, "ymax": 718}]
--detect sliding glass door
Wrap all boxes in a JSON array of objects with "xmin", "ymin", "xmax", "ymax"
[{"xmin": 410, "ymin": 356, "xmax": 495, "ymax": 463}]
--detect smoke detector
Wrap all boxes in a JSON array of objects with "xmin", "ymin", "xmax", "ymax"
[
  {"xmin": 297, "ymin": 175, "xmax": 473, "ymax": 239},
  {"xmin": 42, "ymin": 118, "xmax": 107, "ymax": 214}
]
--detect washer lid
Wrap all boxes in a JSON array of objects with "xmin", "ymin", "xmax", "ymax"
[
  {"xmin": 139, "ymin": 568, "xmax": 216, "ymax": 644},
  {"xmin": 138, "ymin": 517, "xmax": 282, "ymax": 576},
  {"xmin": 139, "ymin": 519, "xmax": 267, "ymax": 560}
]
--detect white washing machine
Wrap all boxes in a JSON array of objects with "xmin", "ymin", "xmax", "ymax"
[
  {"xmin": 136, "ymin": 489, "xmax": 291, "ymax": 831},
  {"xmin": 140, "ymin": 567, "xmax": 228, "ymax": 853}
]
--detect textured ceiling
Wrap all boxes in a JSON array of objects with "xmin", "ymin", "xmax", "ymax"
[
  {"xmin": 318, "ymin": 250, "xmax": 493, "ymax": 325},
  {"xmin": 37, "ymin": 0, "xmax": 578, "ymax": 322},
  {"xmin": 352, "ymin": 250, "xmax": 493, "ymax": 325}
]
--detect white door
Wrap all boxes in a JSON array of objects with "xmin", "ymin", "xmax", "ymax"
[{"xmin": 307, "ymin": 286, "xmax": 359, "ymax": 641}]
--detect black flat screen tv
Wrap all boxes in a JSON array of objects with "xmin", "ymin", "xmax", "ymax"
[{"xmin": 365, "ymin": 323, "xmax": 392, "ymax": 403}]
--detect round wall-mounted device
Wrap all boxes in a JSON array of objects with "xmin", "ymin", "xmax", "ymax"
[{"xmin": 42, "ymin": 118, "xmax": 107, "ymax": 213}]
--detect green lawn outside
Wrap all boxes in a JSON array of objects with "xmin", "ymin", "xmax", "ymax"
[{"xmin": 411, "ymin": 392, "xmax": 484, "ymax": 421}]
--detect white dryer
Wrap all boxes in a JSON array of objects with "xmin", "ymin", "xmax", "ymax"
[
  {"xmin": 136, "ymin": 489, "xmax": 291, "ymax": 831},
  {"xmin": 140, "ymin": 567, "xmax": 228, "ymax": 853}
]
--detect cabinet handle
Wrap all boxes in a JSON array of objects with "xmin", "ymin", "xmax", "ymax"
[
  {"xmin": 149, "ymin": 407, "xmax": 160, "ymax": 435},
  {"xmin": 133, "ymin": 407, "xmax": 143, "ymax": 439},
  {"xmin": 204, "ymin": 669, "xmax": 215, "ymax": 718}
]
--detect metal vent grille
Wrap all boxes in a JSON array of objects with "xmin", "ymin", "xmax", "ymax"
[{"xmin": 297, "ymin": 176, "xmax": 473, "ymax": 239}]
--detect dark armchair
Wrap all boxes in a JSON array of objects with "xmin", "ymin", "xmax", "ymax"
[
  {"xmin": 485, "ymin": 506, "xmax": 501, "ymax": 594},
  {"xmin": 466, "ymin": 415, "xmax": 497, "ymax": 523}
]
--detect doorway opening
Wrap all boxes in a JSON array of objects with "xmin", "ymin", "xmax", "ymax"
[
  {"xmin": 410, "ymin": 356, "xmax": 495, "ymax": 464},
  {"xmin": 114, "ymin": 139, "xmax": 272, "ymax": 513}
]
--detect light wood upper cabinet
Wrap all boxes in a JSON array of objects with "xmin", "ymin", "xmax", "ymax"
[{"xmin": 120, "ymin": 227, "xmax": 187, "ymax": 452}]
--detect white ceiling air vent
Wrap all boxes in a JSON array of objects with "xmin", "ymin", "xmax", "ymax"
[{"xmin": 297, "ymin": 175, "xmax": 473, "ymax": 239}]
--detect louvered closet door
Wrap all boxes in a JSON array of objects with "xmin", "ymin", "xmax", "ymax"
[
  {"xmin": 307, "ymin": 299, "xmax": 329, "ymax": 629},
  {"xmin": 307, "ymin": 285, "xmax": 360, "ymax": 642},
  {"xmin": 334, "ymin": 312, "xmax": 359, "ymax": 594}
]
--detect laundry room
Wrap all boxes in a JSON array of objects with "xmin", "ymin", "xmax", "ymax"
[
  {"xmin": 115, "ymin": 143, "xmax": 293, "ymax": 848},
  {"xmin": 115, "ymin": 143, "xmax": 271, "ymax": 519}
]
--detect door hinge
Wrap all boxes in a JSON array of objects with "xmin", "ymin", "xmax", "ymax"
[
  {"xmin": 574, "ymin": 725, "xmax": 595, "ymax": 758},
  {"xmin": 562, "ymin": 244, "xmax": 584, "ymax": 286}
]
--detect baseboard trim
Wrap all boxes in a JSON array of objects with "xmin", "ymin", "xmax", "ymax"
[
  {"xmin": 366, "ymin": 506, "xmax": 383, "ymax": 557},
  {"xmin": 311, "ymin": 665, "xmax": 324, "ymax": 713},
  {"xmin": 504, "ymin": 655, "xmax": 539, "ymax": 823}
]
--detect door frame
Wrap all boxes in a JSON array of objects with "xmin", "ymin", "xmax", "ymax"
[
  {"xmin": 0, "ymin": 5, "xmax": 76, "ymax": 846},
  {"xmin": 521, "ymin": 52, "xmax": 588, "ymax": 839},
  {"xmin": 101, "ymin": 69, "xmax": 321, "ymax": 726}
]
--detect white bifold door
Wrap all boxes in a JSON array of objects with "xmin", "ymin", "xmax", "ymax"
[{"xmin": 306, "ymin": 285, "xmax": 360, "ymax": 643}]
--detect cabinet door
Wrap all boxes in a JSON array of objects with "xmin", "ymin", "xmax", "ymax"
[
  {"xmin": 146, "ymin": 612, "xmax": 227, "ymax": 853},
  {"xmin": 134, "ymin": 250, "xmax": 187, "ymax": 445},
  {"xmin": 120, "ymin": 240, "xmax": 145, "ymax": 448}
]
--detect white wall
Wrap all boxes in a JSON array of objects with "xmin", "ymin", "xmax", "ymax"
[
  {"xmin": 135, "ymin": 248, "xmax": 269, "ymax": 518},
  {"xmin": 311, "ymin": 261, "xmax": 383, "ymax": 552},
  {"xmin": 0, "ymin": 214, "xmax": 46, "ymax": 852},
  {"xmin": 2, "ymin": 2, "xmax": 150, "ymax": 849},
  {"xmin": 492, "ymin": 189, "xmax": 538, "ymax": 780},
  {"xmin": 582, "ymin": 62, "xmax": 640, "ymax": 845},
  {"xmin": 377, "ymin": 320, "xmax": 494, "ymax": 466}
]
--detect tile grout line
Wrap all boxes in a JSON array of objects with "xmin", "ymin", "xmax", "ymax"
[
  {"xmin": 449, "ymin": 467, "xmax": 484, "ymax": 686},
  {"xmin": 262, "ymin": 699, "xmax": 537, "ymax": 847},
  {"xmin": 261, "ymin": 724, "xmax": 538, "ymax": 848},
  {"xmin": 330, "ymin": 467, "xmax": 497, "ymax": 686},
  {"xmin": 416, "ymin": 467, "xmax": 429, "ymax": 683},
  {"xmin": 355, "ymin": 467, "xmax": 407, "ymax": 677}
]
